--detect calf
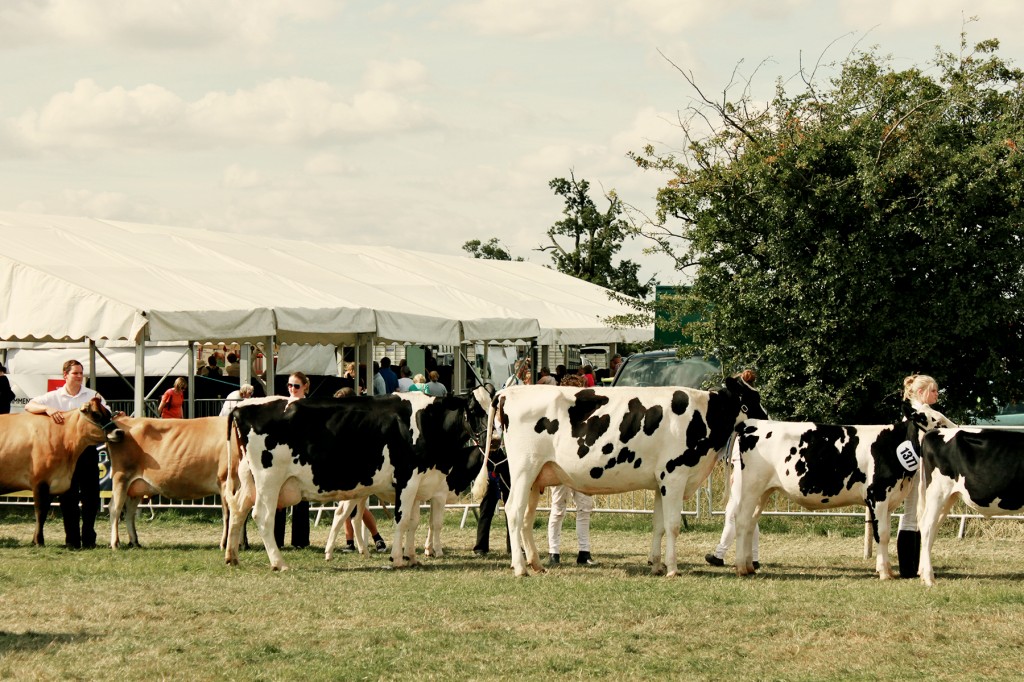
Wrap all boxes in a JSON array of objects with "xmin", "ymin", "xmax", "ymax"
[
  {"xmin": 0, "ymin": 397, "xmax": 123, "ymax": 546},
  {"xmin": 730, "ymin": 404, "xmax": 935, "ymax": 579},
  {"xmin": 917, "ymin": 427, "xmax": 1024, "ymax": 586},
  {"xmin": 106, "ymin": 415, "xmax": 239, "ymax": 549},
  {"xmin": 472, "ymin": 377, "xmax": 768, "ymax": 577},
  {"xmin": 224, "ymin": 387, "xmax": 490, "ymax": 570}
]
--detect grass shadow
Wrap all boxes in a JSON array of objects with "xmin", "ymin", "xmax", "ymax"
[{"xmin": 0, "ymin": 630, "xmax": 96, "ymax": 653}]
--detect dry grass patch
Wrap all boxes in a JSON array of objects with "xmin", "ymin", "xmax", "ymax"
[{"xmin": 1, "ymin": 507, "xmax": 1023, "ymax": 680}]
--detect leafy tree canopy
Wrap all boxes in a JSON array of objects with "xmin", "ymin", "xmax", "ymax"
[
  {"xmin": 632, "ymin": 28, "xmax": 1024, "ymax": 423},
  {"xmin": 462, "ymin": 238, "xmax": 522, "ymax": 261},
  {"xmin": 540, "ymin": 171, "xmax": 655, "ymax": 300}
]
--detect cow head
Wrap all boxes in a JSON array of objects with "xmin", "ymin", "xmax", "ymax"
[
  {"xmin": 80, "ymin": 397, "xmax": 124, "ymax": 443},
  {"xmin": 466, "ymin": 383, "xmax": 496, "ymax": 443},
  {"xmin": 722, "ymin": 376, "xmax": 769, "ymax": 421},
  {"xmin": 900, "ymin": 399, "xmax": 942, "ymax": 445}
]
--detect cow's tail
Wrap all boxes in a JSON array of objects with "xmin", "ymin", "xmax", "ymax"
[
  {"xmin": 471, "ymin": 399, "xmax": 497, "ymax": 502},
  {"xmin": 225, "ymin": 411, "xmax": 240, "ymax": 499}
]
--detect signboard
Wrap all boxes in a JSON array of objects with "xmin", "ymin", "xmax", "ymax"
[{"xmin": 654, "ymin": 285, "xmax": 701, "ymax": 346}]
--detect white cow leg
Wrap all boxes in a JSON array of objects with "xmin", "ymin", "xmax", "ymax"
[
  {"xmin": 353, "ymin": 498, "xmax": 370, "ymax": 556},
  {"xmin": 660, "ymin": 493, "xmax": 685, "ymax": 577},
  {"xmin": 523, "ymin": 485, "xmax": 545, "ymax": 573},
  {"xmin": 649, "ymin": 488, "xmax": 666, "ymax": 575},
  {"xmin": 223, "ymin": 484, "xmax": 251, "ymax": 565},
  {"xmin": 424, "ymin": 496, "xmax": 445, "ymax": 557},
  {"xmin": 874, "ymin": 503, "xmax": 894, "ymax": 580},
  {"xmin": 404, "ymin": 501, "xmax": 421, "ymax": 566},
  {"xmin": 920, "ymin": 495, "xmax": 956, "ymax": 587},
  {"xmin": 391, "ymin": 487, "xmax": 419, "ymax": 568},
  {"xmin": 253, "ymin": 489, "xmax": 287, "ymax": 571},
  {"xmin": 504, "ymin": 481, "xmax": 530, "ymax": 577},
  {"xmin": 734, "ymin": 497, "xmax": 758, "ymax": 576},
  {"xmin": 324, "ymin": 501, "xmax": 349, "ymax": 561}
]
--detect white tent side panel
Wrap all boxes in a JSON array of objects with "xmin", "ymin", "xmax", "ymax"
[
  {"xmin": 0, "ymin": 256, "xmax": 142, "ymax": 342},
  {"xmin": 145, "ymin": 308, "xmax": 277, "ymax": 344}
]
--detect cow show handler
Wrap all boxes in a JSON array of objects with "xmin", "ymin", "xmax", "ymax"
[
  {"xmin": 898, "ymin": 374, "xmax": 956, "ymax": 578},
  {"xmin": 25, "ymin": 359, "xmax": 108, "ymax": 549}
]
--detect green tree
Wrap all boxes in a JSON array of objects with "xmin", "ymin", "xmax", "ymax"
[
  {"xmin": 462, "ymin": 238, "xmax": 522, "ymax": 261},
  {"xmin": 541, "ymin": 171, "xmax": 655, "ymax": 300},
  {"xmin": 632, "ymin": 30, "xmax": 1024, "ymax": 423}
]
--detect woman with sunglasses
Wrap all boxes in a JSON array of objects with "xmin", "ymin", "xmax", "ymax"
[{"xmin": 274, "ymin": 372, "xmax": 311, "ymax": 549}]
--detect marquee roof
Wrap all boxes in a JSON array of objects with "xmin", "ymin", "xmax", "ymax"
[{"xmin": 0, "ymin": 212, "xmax": 652, "ymax": 347}]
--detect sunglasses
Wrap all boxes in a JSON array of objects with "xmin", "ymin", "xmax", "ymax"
[{"xmin": 287, "ymin": 383, "xmax": 303, "ymax": 389}]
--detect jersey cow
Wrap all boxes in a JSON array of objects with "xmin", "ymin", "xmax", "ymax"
[
  {"xmin": 0, "ymin": 398, "xmax": 123, "ymax": 546},
  {"xmin": 106, "ymin": 415, "xmax": 241, "ymax": 550},
  {"xmin": 224, "ymin": 387, "xmax": 490, "ymax": 570},
  {"xmin": 730, "ymin": 404, "xmax": 937, "ymax": 579},
  {"xmin": 472, "ymin": 378, "xmax": 768, "ymax": 577},
  {"xmin": 917, "ymin": 427, "xmax": 1024, "ymax": 586}
]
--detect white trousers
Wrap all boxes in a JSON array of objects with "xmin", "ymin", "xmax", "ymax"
[{"xmin": 547, "ymin": 485, "xmax": 593, "ymax": 553}]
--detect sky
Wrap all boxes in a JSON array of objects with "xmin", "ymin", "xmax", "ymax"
[{"xmin": 1, "ymin": 1, "xmax": 1021, "ymax": 286}]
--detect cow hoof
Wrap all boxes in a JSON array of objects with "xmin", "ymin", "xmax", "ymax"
[
  {"xmin": 651, "ymin": 565, "xmax": 666, "ymax": 576},
  {"xmin": 666, "ymin": 570, "xmax": 678, "ymax": 578},
  {"xmin": 271, "ymin": 564, "xmax": 290, "ymax": 572}
]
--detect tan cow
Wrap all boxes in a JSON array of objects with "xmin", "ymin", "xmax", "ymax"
[
  {"xmin": 106, "ymin": 415, "xmax": 240, "ymax": 549},
  {"xmin": 0, "ymin": 397, "xmax": 123, "ymax": 546}
]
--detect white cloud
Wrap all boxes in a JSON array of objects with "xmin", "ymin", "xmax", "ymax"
[
  {"xmin": 17, "ymin": 188, "xmax": 175, "ymax": 224},
  {"xmin": 838, "ymin": 0, "xmax": 1024, "ymax": 29},
  {"xmin": 443, "ymin": 0, "xmax": 592, "ymax": 38},
  {"xmin": 0, "ymin": 0, "xmax": 337, "ymax": 50},
  {"xmin": 3, "ymin": 77, "xmax": 437, "ymax": 154},
  {"xmin": 362, "ymin": 59, "xmax": 430, "ymax": 91},
  {"xmin": 445, "ymin": 0, "xmax": 812, "ymax": 39},
  {"xmin": 222, "ymin": 164, "xmax": 267, "ymax": 189},
  {"xmin": 304, "ymin": 153, "xmax": 357, "ymax": 176}
]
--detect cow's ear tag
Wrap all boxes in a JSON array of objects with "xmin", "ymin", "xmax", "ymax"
[
  {"xmin": 741, "ymin": 405, "xmax": 748, "ymax": 414},
  {"xmin": 896, "ymin": 440, "xmax": 919, "ymax": 472}
]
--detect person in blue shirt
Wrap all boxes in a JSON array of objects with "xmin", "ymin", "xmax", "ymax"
[{"xmin": 379, "ymin": 357, "xmax": 399, "ymax": 394}]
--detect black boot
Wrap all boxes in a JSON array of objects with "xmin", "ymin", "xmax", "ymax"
[
  {"xmin": 576, "ymin": 551, "xmax": 596, "ymax": 566},
  {"xmin": 548, "ymin": 553, "xmax": 560, "ymax": 565},
  {"xmin": 897, "ymin": 529, "xmax": 921, "ymax": 579}
]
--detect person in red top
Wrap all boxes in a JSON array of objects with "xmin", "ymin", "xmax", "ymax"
[
  {"xmin": 580, "ymin": 365, "xmax": 596, "ymax": 387},
  {"xmin": 158, "ymin": 378, "xmax": 187, "ymax": 419}
]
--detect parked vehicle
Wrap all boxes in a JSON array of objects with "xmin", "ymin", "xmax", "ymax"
[{"xmin": 611, "ymin": 349, "xmax": 720, "ymax": 389}]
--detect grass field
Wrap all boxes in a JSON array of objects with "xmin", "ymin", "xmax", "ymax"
[{"xmin": 1, "ymin": 506, "xmax": 1023, "ymax": 681}]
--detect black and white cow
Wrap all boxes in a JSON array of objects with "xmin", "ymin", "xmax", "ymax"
[
  {"xmin": 730, "ymin": 403, "xmax": 938, "ymax": 579},
  {"xmin": 917, "ymin": 427, "xmax": 1024, "ymax": 586},
  {"xmin": 223, "ymin": 386, "xmax": 490, "ymax": 570},
  {"xmin": 471, "ymin": 377, "xmax": 768, "ymax": 577},
  {"xmin": 324, "ymin": 390, "xmax": 489, "ymax": 560}
]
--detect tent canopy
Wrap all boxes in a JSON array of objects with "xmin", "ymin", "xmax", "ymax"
[{"xmin": 0, "ymin": 212, "xmax": 653, "ymax": 347}]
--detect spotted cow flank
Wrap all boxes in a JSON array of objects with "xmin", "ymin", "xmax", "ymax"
[
  {"xmin": 224, "ymin": 388, "xmax": 490, "ymax": 570},
  {"xmin": 472, "ymin": 377, "xmax": 767, "ymax": 577},
  {"xmin": 730, "ymin": 403, "xmax": 938, "ymax": 579},
  {"xmin": 917, "ymin": 427, "xmax": 1024, "ymax": 586}
]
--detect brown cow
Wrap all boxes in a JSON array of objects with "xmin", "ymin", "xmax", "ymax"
[
  {"xmin": 106, "ymin": 415, "xmax": 242, "ymax": 549},
  {"xmin": 0, "ymin": 397, "xmax": 123, "ymax": 546}
]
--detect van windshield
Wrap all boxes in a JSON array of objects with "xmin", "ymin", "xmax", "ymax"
[{"xmin": 614, "ymin": 355, "xmax": 720, "ymax": 389}]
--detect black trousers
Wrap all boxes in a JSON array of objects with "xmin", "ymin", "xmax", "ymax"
[
  {"xmin": 474, "ymin": 478, "xmax": 511, "ymax": 553},
  {"xmin": 60, "ymin": 445, "xmax": 100, "ymax": 548},
  {"xmin": 274, "ymin": 501, "xmax": 310, "ymax": 548}
]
